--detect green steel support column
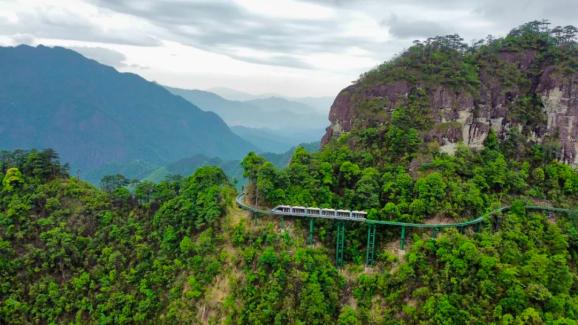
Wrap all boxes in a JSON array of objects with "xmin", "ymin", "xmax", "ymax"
[
  {"xmin": 336, "ymin": 222, "xmax": 345, "ymax": 267},
  {"xmin": 570, "ymin": 211, "xmax": 577, "ymax": 227},
  {"xmin": 475, "ymin": 222, "xmax": 481, "ymax": 233},
  {"xmin": 280, "ymin": 216, "xmax": 285, "ymax": 230},
  {"xmin": 365, "ymin": 223, "xmax": 376, "ymax": 266},
  {"xmin": 431, "ymin": 227, "xmax": 438, "ymax": 239},
  {"xmin": 400, "ymin": 226, "xmax": 406, "ymax": 250},
  {"xmin": 308, "ymin": 219, "xmax": 315, "ymax": 245}
]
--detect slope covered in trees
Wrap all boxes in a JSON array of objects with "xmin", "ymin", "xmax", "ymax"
[
  {"xmin": 236, "ymin": 21, "xmax": 578, "ymax": 323},
  {"xmin": 0, "ymin": 149, "xmax": 237, "ymax": 323},
  {"xmin": 237, "ymin": 119, "xmax": 578, "ymax": 323},
  {"xmin": 2, "ymin": 21, "xmax": 578, "ymax": 324},
  {"xmin": 0, "ymin": 149, "xmax": 345, "ymax": 324},
  {"xmin": 2, "ymin": 147, "xmax": 578, "ymax": 323}
]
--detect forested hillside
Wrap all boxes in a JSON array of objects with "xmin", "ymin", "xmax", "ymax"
[
  {"xmin": 2, "ymin": 142, "xmax": 578, "ymax": 323},
  {"xmin": 236, "ymin": 21, "xmax": 578, "ymax": 323},
  {"xmin": 2, "ymin": 21, "xmax": 578, "ymax": 324}
]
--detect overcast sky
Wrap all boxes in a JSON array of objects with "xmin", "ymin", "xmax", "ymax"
[{"xmin": 0, "ymin": 0, "xmax": 576, "ymax": 97}]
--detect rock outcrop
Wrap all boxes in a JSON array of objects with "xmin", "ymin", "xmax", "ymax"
[{"xmin": 322, "ymin": 48, "xmax": 578, "ymax": 163}]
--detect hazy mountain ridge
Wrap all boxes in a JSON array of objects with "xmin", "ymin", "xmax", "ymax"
[
  {"xmin": 142, "ymin": 141, "xmax": 320, "ymax": 186},
  {"xmin": 208, "ymin": 86, "xmax": 334, "ymax": 112},
  {"xmin": 0, "ymin": 45, "xmax": 255, "ymax": 181},
  {"xmin": 167, "ymin": 86, "xmax": 329, "ymax": 130},
  {"xmin": 230, "ymin": 125, "xmax": 324, "ymax": 153}
]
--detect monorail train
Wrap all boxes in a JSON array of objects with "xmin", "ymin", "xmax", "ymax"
[{"xmin": 272, "ymin": 205, "xmax": 367, "ymax": 218}]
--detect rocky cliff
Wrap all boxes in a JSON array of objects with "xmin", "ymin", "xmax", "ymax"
[{"xmin": 323, "ymin": 22, "xmax": 578, "ymax": 163}]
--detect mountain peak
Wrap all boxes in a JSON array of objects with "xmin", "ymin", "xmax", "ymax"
[{"xmin": 0, "ymin": 45, "xmax": 255, "ymax": 181}]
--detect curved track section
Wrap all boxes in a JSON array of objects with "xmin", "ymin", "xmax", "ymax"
[
  {"xmin": 237, "ymin": 193, "xmax": 575, "ymax": 266},
  {"xmin": 235, "ymin": 193, "xmax": 271, "ymax": 215},
  {"xmin": 236, "ymin": 193, "xmax": 572, "ymax": 229}
]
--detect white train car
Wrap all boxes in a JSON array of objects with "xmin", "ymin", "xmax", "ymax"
[
  {"xmin": 321, "ymin": 208, "xmax": 337, "ymax": 217},
  {"xmin": 274, "ymin": 205, "xmax": 292, "ymax": 213},
  {"xmin": 291, "ymin": 206, "xmax": 307, "ymax": 214},
  {"xmin": 307, "ymin": 208, "xmax": 321, "ymax": 215},
  {"xmin": 272, "ymin": 205, "xmax": 367, "ymax": 220},
  {"xmin": 351, "ymin": 210, "xmax": 367, "ymax": 218},
  {"xmin": 336, "ymin": 209, "xmax": 352, "ymax": 218}
]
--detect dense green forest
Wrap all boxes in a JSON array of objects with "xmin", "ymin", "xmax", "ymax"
[
  {"xmin": 237, "ymin": 21, "xmax": 578, "ymax": 323},
  {"xmin": 2, "ymin": 142, "xmax": 578, "ymax": 323},
  {"xmin": 1, "ymin": 21, "xmax": 578, "ymax": 324},
  {"xmin": 240, "ymin": 135, "xmax": 578, "ymax": 323}
]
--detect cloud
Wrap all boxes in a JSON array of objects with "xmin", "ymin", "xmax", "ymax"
[
  {"xmin": 69, "ymin": 46, "xmax": 128, "ymax": 67},
  {"xmin": 382, "ymin": 14, "xmax": 450, "ymax": 39},
  {"xmin": 472, "ymin": 0, "xmax": 578, "ymax": 25},
  {"xmin": 1, "ymin": 0, "xmax": 576, "ymax": 96},
  {"xmin": 87, "ymin": 0, "xmax": 385, "ymax": 69},
  {"xmin": 229, "ymin": 52, "xmax": 313, "ymax": 69},
  {"xmin": 11, "ymin": 34, "xmax": 36, "ymax": 45},
  {"xmin": 0, "ymin": 0, "xmax": 161, "ymax": 46}
]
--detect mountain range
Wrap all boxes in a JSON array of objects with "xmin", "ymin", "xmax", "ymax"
[
  {"xmin": 230, "ymin": 126, "xmax": 323, "ymax": 153},
  {"xmin": 0, "ymin": 45, "xmax": 255, "ymax": 181},
  {"xmin": 166, "ymin": 87, "xmax": 329, "ymax": 130},
  {"xmin": 142, "ymin": 141, "xmax": 320, "ymax": 187},
  {"xmin": 208, "ymin": 86, "xmax": 334, "ymax": 113}
]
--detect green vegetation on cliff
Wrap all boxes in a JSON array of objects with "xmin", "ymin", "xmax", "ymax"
[
  {"xmin": 0, "ymin": 150, "xmax": 344, "ymax": 324},
  {"xmin": 0, "ymin": 149, "xmax": 236, "ymax": 323},
  {"xmin": 236, "ymin": 21, "xmax": 578, "ymax": 323},
  {"xmin": 2, "ymin": 21, "xmax": 578, "ymax": 324},
  {"xmin": 238, "ymin": 125, "xmax": 578, "ymax": 323},
  {"xmin": 325, "ymin": 21, "xmax": 578, "ymax": 162}
]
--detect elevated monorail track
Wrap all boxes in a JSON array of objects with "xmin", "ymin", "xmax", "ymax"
[{"xmin": 235, "ymin": 193, "xmax": 576, "ymax": 267}]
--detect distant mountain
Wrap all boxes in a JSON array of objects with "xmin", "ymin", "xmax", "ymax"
[
  {"xmin": 208, "ymin": 87, "xmax": 333, "ymax": 113},
  {"xmin": 207, "ymin": 87, "xmax": 261, "ymax": 101},
  {"xmin": 83, "ymin": 160, "xmax": 160, "ymax": 183},
  {"xmin": 230, "ymin": 126, "xmax": 324, "ymax": 153},
  {"xmin": 290, "ymin": 96, "xmax": 334, "ymax": 113},
  {"xmin": 230, "ymin": 126, "xmax": 294, "ymax": 153},
  {"xmin": 0, "ymin": 45, "xmax": 255, "ymax": 181},
  {"xmin": 143, "ymin": 154, "xmax": 244, "ymax": 185},
  {"xmin": 166, "ymin": 88, "xmax": 274, "ymax": 128},
  {"xmin": 245, "ymin": 97, "xmax": 316, "ymax": 114},
  {"xmin": 167, "ymin": 87, "xmax": 328, "ymax": 130},
  {"xmin": 143, "ymin": 141, "xmax": 320, "ymax": 188}
]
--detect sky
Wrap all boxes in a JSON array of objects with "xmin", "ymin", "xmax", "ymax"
[{"xmin": 0, "ymin": 0, "xmax": 576, "ymax": 97}]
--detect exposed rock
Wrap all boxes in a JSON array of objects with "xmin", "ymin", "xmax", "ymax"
[{"xmin": 322, "ymin": 48, "xmax": 578, "ymax": 163}]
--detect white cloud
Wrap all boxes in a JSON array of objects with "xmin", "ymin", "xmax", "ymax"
[
  {"xmin": 0, "ymin": 0, "xmax": 575, "ymax": 96},
  {"xmin": 234, "ymin": 0, "xmax": 336, "ymax": 20}
]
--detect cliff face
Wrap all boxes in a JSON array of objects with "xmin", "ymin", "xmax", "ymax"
[{"xmin": 323, "ymin": 37, "xmax": 578, "ymax": 163}]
